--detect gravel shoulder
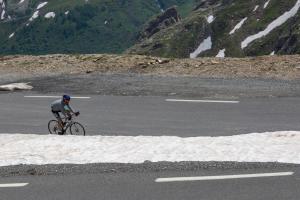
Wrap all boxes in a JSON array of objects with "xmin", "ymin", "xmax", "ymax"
[
  {"xmin": 0, "ymin": 162, "xmax": 298, "ymax": 177},
  {"xmin": 1, "ymin": 54, "xmax": 300, "ymax": 98},
  {"xmin": 1, "ymin": 54, "xmax": 300, "ymax": 80}
]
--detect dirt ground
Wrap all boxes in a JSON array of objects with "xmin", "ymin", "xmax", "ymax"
[{"xmin": 1, "ymin": 54, "xmax": 300, "ymax": 80}]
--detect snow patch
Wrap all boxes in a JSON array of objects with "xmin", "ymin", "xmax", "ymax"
[
  {"xmin": 155, "ymin": 0, "xmax": 164, "ymax": 12},
  {"xmin": 29, "ymin": 11, "xmax": 39, "ymax": 21},
  {"xmin": 0, "ymin": 83, "xmax": 33, "ymax": 91},
  {"xmin": 241, "ymin": 0, "xmax": 300, "ymax": 49},
  {"xmin": 1, "ymin": 131, "xmax": 300, "ymax": 166},
  {"xmin": 190, "ymin": 36, "xmax": 212, "ymax": 58},
  {"xmin": 65, "ymin": 11, "xmax": 69, "ymax": 15},
  {"xmin": 253, "ymin": 5, "xmax": 259, "ymax": 12},
  {"xmin": 216, "ymin": 49, "xmax": 226, "ymax": 58},
  {"xmin": 37, "ymin": 2, "xmax": 48, "ymax": 10},
  {"xmin": 207, "ymin": 15, "xmax": 215, "ymax": 24},
  {"xmin": 229, "ymin": 17, "xmax": 248, "ymax": 35},
  {"xmin": 44, "ymin": 12, "xmax": 55, "ymax": 18},
  {"xmin": 264, "ymin": 0, "xmax": 271, "ymax": 9},
  {"xmin": 19, "ymin": 0, "xmax": 25, "ymax": 4},
  {"xmin": 8, "ymin": 32, "xmax": 15, "ymax": 39},
  {"xmin": 1, "ymin": 9, "xmax": 5, "ymax": 20},
  {"xmin": 1, "ymin": 0, "xmax": 6, "ymax": 20}
]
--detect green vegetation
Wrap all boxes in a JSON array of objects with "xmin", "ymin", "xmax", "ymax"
[
  {"xmin": 3, "ymin": 0, "xmax": 298, "ymax": 57},
  {"xmin": 0, "ymin": 0, "xmax": 199, "ymax": 55}
]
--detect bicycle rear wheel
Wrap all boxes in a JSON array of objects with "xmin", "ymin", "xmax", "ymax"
[
  {"xmin": 48, "ymin": 120, "xmax": 60, "ymax": 134},
  {"xmin": 70, "ymin": 122, "xmax": 86, "ymax": 136}
]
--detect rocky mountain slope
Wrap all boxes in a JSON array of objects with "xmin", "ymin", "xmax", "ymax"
[
  {"xmin": 0, "ymin": 0, "xmax": 198, "ymax": 55},
  {"xmin": 128, "ymin": 0, "xmax": 300, "ymax": 58}
]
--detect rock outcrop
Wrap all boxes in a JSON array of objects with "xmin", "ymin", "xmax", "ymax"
[{"xmin": 138, "ymin": 6, "xmax": 181, "ymax": 41}]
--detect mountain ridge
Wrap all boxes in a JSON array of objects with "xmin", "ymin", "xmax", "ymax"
[{"xmin": 128, "ymin": 0, "xmax": 300, "ymax": 58}]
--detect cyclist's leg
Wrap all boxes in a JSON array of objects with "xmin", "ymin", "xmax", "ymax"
[{"xmin": 52, "ymin": 111, "xmax": 64, "ymax": 133}]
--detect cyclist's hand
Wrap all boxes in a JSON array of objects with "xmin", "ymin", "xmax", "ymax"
[{"xmin": 75, "ymin": 111, "xmax": 80, "ymax": 116}]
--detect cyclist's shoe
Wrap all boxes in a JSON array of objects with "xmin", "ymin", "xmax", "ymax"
[
  {"xmin": 75, "ymin": 111, "xmax": 80, "ymax": 116},
  {"xmin": 58, "ymin": 130, "xmax": 65, "ymax": 135}
]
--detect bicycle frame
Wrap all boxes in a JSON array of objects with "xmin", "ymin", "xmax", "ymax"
[
  {"xmin": 48, "ymin": 111, "xmax": 85, "ymax": 135},
  {"xmin": 61, "ymin": 113, "xmax": 77, "ymax": 132}
]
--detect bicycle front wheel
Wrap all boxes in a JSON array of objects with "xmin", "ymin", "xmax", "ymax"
[
  {"xmin": 48, "ymin": 120, "xmax": 60, "ymax": 135},
  {"xmin": 70, "ymin": 122, "xmax": 86, "ymax": 136}
]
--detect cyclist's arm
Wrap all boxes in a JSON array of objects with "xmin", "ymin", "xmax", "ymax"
[{"xmin": 63, "ymin": 104, "xmax": 75, "ymax": 116}]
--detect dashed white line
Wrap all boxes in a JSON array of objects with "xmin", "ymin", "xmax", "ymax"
[
  {"xmin": 0, "ymin": 183, "xmax": 29, "ymax": 188},
  {"xmin": 24, "ymin": 96, "xmax": 91, "ymax": 99},
  {"xmin": 166, "ymin": 99, "xmax": 239, "ymax": 103},
  {"xmin": 155, "ymin": 172, "xmax": 294, "ymax": 183}
]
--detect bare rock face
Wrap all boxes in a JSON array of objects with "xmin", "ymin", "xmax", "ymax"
[{"xmin": 138, "ymin": 6, "xmax": 181, "ymax": 41}]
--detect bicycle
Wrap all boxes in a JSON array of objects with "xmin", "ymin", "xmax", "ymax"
[{"xmin": 48, "ymin": 112, "xmax": 86, "ymax": 136}]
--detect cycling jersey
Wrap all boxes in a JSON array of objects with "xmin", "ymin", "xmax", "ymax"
[{"xmin": 51, "ymin": 99, "xmax": 74, "ymax": 116}]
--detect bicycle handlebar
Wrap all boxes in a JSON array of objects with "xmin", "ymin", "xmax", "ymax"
[{"xmin": 61, "ymin": 112, "xmax": 80, "ymax": 120}]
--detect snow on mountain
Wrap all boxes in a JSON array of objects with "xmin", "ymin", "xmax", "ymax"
[
  {"xmin": 190, "ymin": 36, "xmax": 212, "ymax": 58},
  {"xmin": 29, "ymin": 11, "xmax": 39, "ymax": 21},
  {"xmin": 229, "ymin": 17, "xmax": 248, "ymax": 35},
  {"xmin": 216, "ymin": 49, "xmax": 226, "ymax": 58},
  {"xmin": 263, "ymin": 0, "xmax": 271, "ymax": 9},
  {"xmin": 241, "ymin": 0, "xmax": 300, "ymax": 49},
  {"xmin": 44, "ymin": 12, "xmax": 55, "ymax": 19},
  {"xmin": 8, "ymin": 32, "xmax": 14, "ymax": 39},
  {"xmin": 253, "ymin": 5, "xmax": 259, "ymax": 12},
  {"xmin": 0, "ymin": 0, "xmax": 6, "ymax": 20},
  {"xmin": 37, "ymin": 2, "xmax": 48, "ymax": 10},
  {"xmin": 207, "ymin": 15, "xmax": 214, "ymax": 24},
  {"xmin": 155, "ymin": 0, "xmax": 164, "ymax": 12}
]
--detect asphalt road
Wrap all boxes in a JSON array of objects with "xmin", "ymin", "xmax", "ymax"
[
  {"xmin": 1, "ymin": 74, "xmax": 300, "ymax": 199},
  {"xmin": 1, "ymin": 92, "xmax": 300, "ymax": 136},
  {"xmin": 1, "ymin": 167, "xmax": 300, "ymax": 200}
]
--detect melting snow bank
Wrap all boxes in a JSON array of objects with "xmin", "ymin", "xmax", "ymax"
[
  {"xmin": 1, "ymin": 131, "xmax": 300, "ymax": 167},
  {"xmin": 0, "ymin": 83, "xmax": 33, "ymax": 91},
  {"xmin": 241, "ymin": 0, "xmax": 300, "ymax": 49}
]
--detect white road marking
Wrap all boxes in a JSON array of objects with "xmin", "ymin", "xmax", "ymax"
[
  {"xmin": 24, "ymin": 96, "xmax": 91, "ymax": 99},
  {"xmin": 166, "ymin": 99, "xmax": 239, "ymax": 103},
  {"xmin": 0, "ymin": 183, "xmax": 29, "ymax": 188},
  {"xmin": 155, "ymin": 172, "xmax": 294, "ymax": 183}
]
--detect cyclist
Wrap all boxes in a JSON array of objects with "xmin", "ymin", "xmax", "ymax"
[{"xmin": 51, "ymin": 95, "xmax": 79, "ymax": 135}]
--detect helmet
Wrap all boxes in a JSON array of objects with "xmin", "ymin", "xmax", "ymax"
[{"xmin": 62, "ymin": 94, "xmax": 71, "ymax": 101}]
